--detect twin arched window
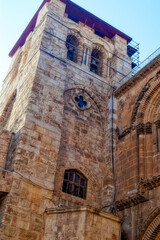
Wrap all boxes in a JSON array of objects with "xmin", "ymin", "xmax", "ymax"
[
  {"xmin": 62, "ymin": 170, "xmax": 87, "ymax": 199},
  {"xmin": 66, "ymin": 35, "xmax": 104, "ymax": 76}
]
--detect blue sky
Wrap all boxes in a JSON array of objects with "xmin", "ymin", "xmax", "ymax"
[{"xmin": 0, "ymin": 0, "xmax": 160, "ymax": 90}]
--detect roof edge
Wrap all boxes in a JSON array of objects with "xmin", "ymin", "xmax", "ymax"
[
  {"xmin": 9, "ymin": 0, "xmax": 132, "ymax": 58},
  {"xmin": 9, "ymin": 0, "xmax": 51, "ymax": 57},
  {"xmin": 114, "ymin": 54, "xmax": 160, "ymax": 98}
]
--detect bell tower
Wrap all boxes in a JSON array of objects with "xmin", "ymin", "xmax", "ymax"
[{"xmin": 0, "ymin": 0, "xmax": 132, "ymax": 239}]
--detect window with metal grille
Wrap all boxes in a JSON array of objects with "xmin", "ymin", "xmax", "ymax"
[{"xmin": 62, "ymin": 170, "xmax": 87, "ymax": 199}]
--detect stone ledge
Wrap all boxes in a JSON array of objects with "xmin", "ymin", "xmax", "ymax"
[
  {"xmin": 116, "ymin": 193, "xmax": 148, "ymax": 211},
  {"xmin": 46, "ymin": 206, "xmax": 123, "ymax": 223},
  {"xmin": 116, "ymin": 175, "xmax": 160, "ymax": 211},
  {"xmin": 138, "ymin": 174, "xmax": 160, "ymax": 193}
]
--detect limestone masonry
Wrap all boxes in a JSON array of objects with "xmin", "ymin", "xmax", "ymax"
[{"xmin": 0, "ymin": 0, "xmax": 160, "ymax": 239}]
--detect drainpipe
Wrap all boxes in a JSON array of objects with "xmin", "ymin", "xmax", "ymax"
[
  {"xmin": 101, "ymin": 88, "xmax": 117, "ymax": 213},
  {"xmin": 111, "ymin": 90, "xmax": 116, "ymax": 213}
]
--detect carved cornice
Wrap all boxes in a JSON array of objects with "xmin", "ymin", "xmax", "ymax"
[
  {"xmin": 115, "ymin": 127, "xmax": 131, "ymax": 140},
  {"xmin": 138, "ymin": 175, "xmax": 160, "ymax": 194},
  {"xmin": 46, "ymin": 206, "xmax": 123, "ymax": 222},
  {"xmin": 116, "ymin": 176, "xmax": 160, "ymax": 211},
  {"xmin": 116, "ymin": 122, "xmax": 153, "ymax": 140},
  {"xmin": 145, "ymin": 122, "xmax": 152, "ymax": 134},
  {"xmin": 136, "ymin": 123, "xmax": 145, "ymax": 135},
  {"xmin": 116, "ymin": 193, "xmax": 148, "ymax": 211},
  {"xmin": 136, "ymin": 122, "xmax": 152, "ymax": 135},
  {"xmin": 155, "ymin": 120, "xmax": 160, "ymax": 128}
]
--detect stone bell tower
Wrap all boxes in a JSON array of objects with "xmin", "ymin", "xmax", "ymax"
[{"xmin": 0, "ymin": 0, "xmax": 132, "ymax": 239}]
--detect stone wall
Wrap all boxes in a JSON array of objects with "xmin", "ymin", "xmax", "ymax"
[
  {"xmin": 114, "ymin": 55, "xmax": 160, "ymax": 239},
  {"xmin": 45, "ymin": 207, "xmax": 122, "ymax": 240},
  {"xmin": 115, "ymin": 57, "xmax": 160, "ymax": 200},
  {"xmin": 0, "ymin": 130, "xmax": 12, "ymax": 168},
  {"xmin": 0, "ymin": 0, "xmax": 134, "ymax": 239}
]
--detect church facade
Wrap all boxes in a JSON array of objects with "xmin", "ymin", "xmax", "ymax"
[{"xmin": 0, "ymin": 0, "xmax": 159, "ymax": 239}]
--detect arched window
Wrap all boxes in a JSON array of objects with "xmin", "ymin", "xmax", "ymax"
[
  {"xmin": 62, "ymin": 170, "xmax": 87, "ymax": 199},
  {"xmin": 90, "ymin": 48, "xmax": 103, "ymax": 76},
  {"xmin": 66, "ymin": 35, "xmax": 79, "ymax": 63}
]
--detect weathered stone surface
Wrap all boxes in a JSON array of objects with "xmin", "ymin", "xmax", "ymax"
[
  {"xmin": 0, "ymin": 130, "xmax": 12, "ymax": 168},
  {"xmin": 0, "ymin": 0, "xmax": 160, "ymax": 239},
  {"xmin": 45, "ymin": 207, "xmax": 122, "ymax": 240},
  {"xmin": 114, "ymin": 56, "xmax": 160, "ymax": 239}
]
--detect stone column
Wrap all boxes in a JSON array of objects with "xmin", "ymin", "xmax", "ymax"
[
  {"xmin": 145, "ymin": 122, "xmax": 153, "ymax": 178},
  {"xmin": 82, "ymin": 47, "xmax": 86, "ymax": 64},
  {"xmin": 86, "ymin": 48, "xmax": 90, "ymax": 66},
  {"xmin": 155, "ymin": 120, "xmax": 160, "ymax": 153}
]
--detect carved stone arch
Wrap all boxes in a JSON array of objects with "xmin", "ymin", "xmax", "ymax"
[
  {"xmin": 66, "ymin": 28, "xmax": 84, "ymax": 64},
  {"xmin": 144, "ymin": 84, "xmax": 160, "ymax": 122},
  {"xmin": 140, "ymin": 209, "xmax": 160, "ymax": 240},
  {"xmin": 131, "ymin": 73, "xmax": 160, "ymax": 125},
  {"xmin": 67, "ymin": 28, "xmax": 84, "ymax": 46},
  {"xmin": 91, "ymin": 40, "xmax": 111, "ymax": 58},
  {"xmin": 91, "ymin": 42, "xmax": 107, "ymax": 60},
  {"xmin": 90, "ymin": 42, "xmax": 109, "ymax": 77}
]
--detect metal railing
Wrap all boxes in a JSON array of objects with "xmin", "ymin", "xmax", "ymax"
[
  {"xmin": 121, "ymin": 47, "xmax": 160, "ymax": 82},
  {"xmin": 133, "ymin": 47, "xmax": 160, "ymax": 74}
]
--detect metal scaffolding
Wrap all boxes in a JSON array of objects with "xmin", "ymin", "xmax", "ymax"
[{"xmin": 127, "ymin": 40, "xmax": 140, "ymax": 73}]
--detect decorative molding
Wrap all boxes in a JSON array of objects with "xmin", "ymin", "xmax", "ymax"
[
  {"xmin": 138, "ymin": 175, "xmax": 160, "ymax": 194},
  {"xmin": 136, "ymin": 122, "xmax": 145, "ymax": 135},
  {"xmin": 136, "ymin": 122, "xmax": 152, "ymax": 135},
  {"xmin": 116, "ymin": 121, "xmax": 154, "ymax": 140},
  {"xmin": 46, "ymin": 206, "xmax": 123, "ymax": 223},
  {"xmin": 64, "ymin": 86, "xmax": 106, "ymax": 114},
  {"xmin": 131, "ymin": 82, "xmax": 151, "ymax": 124},
  {"xmin": 115, "ymin": 127, "xmax": 131, "ymax": 140},
  {"xmin": 141, "ymin": 212, "xmax": 160, "ymax": 240},
  {"xmin": 115, "ymin": 193, "xmax": 148, "ymax": 211},
  {"xmin": 145, "ymin": 122, "xmax": 152, "ymax": 134},
  {"xmin": 116, "ymin": 175, "xmax": 160, "ymax": 212},
  {"xmin": 155, "ymin": 120, "xmax": 160, "ymax": 128}
]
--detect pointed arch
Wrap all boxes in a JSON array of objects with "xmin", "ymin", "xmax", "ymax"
[
  {"xmin": 66, "ymin": 29, "xmax": 84, "ymax": 64},
  {"xmin": 90, "ymin": 43, "xmax": 109, "ymax": 77},
  {"xmin": 131, "ymin": 72, "xmax": 160, "ymax": 125},
  {"xmin": 140, "ymin": 209, "xmax": 160, "ymax": 240}
]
